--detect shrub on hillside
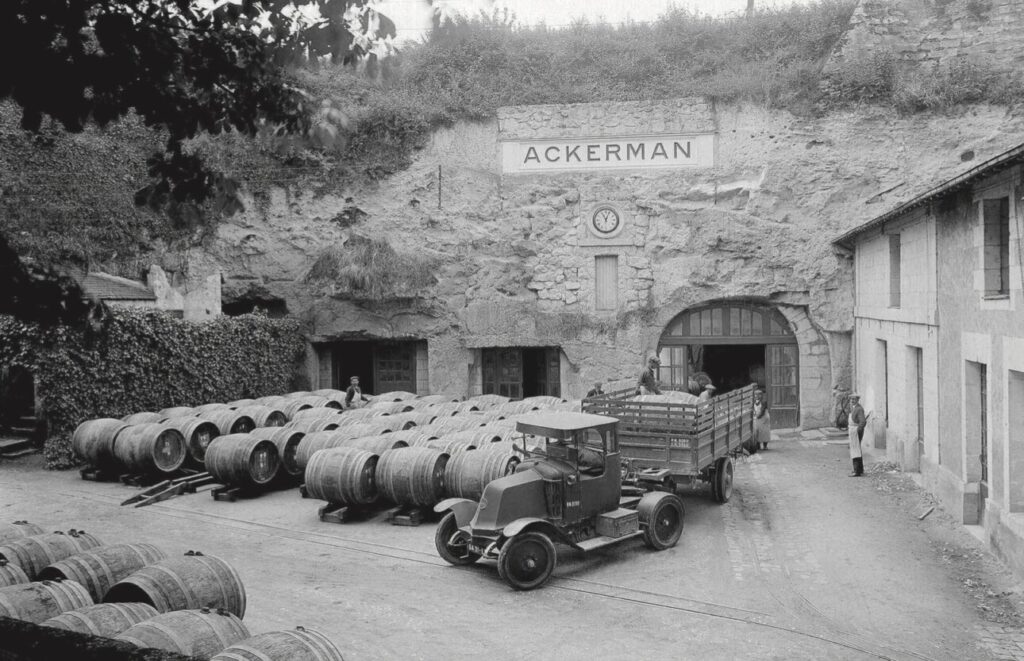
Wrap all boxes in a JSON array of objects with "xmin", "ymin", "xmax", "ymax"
[{"xmin": 0, "ymin": 309, "xmax": 305, "ymax": 468}]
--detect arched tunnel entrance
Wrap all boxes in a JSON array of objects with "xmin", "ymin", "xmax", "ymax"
[{"xmin": 658, "ymin": 302, "xmax": 800, "ymax": 428}]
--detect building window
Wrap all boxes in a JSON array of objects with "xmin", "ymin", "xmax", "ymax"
[
  {"xmin": 595, "ymin": 255, "xmax": 618, "ymax": 310},
  {"xmin": 983, "ymin": 197, "xmax": 1010, "ymax": 297},
  {"xmin": 888, "ymin": 234, "xmax": 901, "ymax": 308}
]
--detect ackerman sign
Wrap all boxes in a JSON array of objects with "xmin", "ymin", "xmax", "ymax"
[{"xmin": 500, "ymin": 133, "xmax": 716, "ymax": 173}]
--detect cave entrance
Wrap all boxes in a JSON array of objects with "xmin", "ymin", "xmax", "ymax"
[
  {"xmin": 0, "ymin": 366, "xmax": 38, "ymax": 440},
  {"xmin": 482, "ymin": 347, "xmax": 561, "ymax": 399},
  {"xmin": 325, "ymin": 340, "xmax": 425, "ymax": 396},
  {"xmin": 659, "ymin": 303, "xmax": 799, "ymax": 428}
]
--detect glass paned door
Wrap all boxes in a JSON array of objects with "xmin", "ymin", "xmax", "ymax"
[
  {"xmin": 375, "ymin": 344, "xmax": 417, "ymax": 394},
  {"xmin": 767, "ymin": 344, "xmax": 799, "ymax": 428}
]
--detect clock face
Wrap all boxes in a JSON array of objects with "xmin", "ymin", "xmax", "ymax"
[{"xmin": 592, "ymin": 207, "xmax": 620, "ymax": 234}]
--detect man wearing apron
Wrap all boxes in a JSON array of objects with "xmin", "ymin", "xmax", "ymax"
[{"xmin": 848, "ymin": 393, "xmax": 867, "ymax": 476}]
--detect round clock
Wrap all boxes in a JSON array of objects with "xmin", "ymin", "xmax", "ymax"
[{"xmin": 592, "ymin": 207, "xmax": 620, "ymax": 234}]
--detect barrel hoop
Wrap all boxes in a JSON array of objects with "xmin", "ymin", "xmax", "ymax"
[
  {"xmin": 132, "ymin": 618, "xmax": 193, "ymax": 654},
  {"xmin": 198, "ymin": 556, "xmax": 231, "ymax": 614},
  {"xmin": 146, "ymin": 564, "xmax": 195, "ymax": 610}
]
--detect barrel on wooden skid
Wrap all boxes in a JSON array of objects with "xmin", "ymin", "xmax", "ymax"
[
  {"xmin": 210, "ymin": 627, "xmax": 345, "ymax": 661},
  {"xmin": 0, "ymin": 530, "xmax": 105, "ymax": 579},
  {"xmin": 0, "ymin": 521, "xmax": 45, "ymax": 545},
  {"xmin": 114, "ymin": 423, "xmax": 188, "ymax": 475},
  {"xmin": 284, "ymin": 417, "xmax": 341, "ymax": 434},
  {"xmin": 42, "ymin": 602, "xmax": 158, "ymax": 637},
  {"xmin": 305, "ymin": 448, "xmax": 379, "ymax": 506},
  {"xmin": 104, "ymin": 552, "xmax": 246, "ymax": 618},
  {"xmin": 444, "ymin": 448, "xmax": 521, "ymax": 500},
  {"xmin": 250, "ymin": 427, "xmax": 305, "ymax": 478},
  {"xmin": 117, "ymin": 608, "xmax": 250, "ymax": 659},
  {"xmin": 38, "ymin": 543, "xmax": 167, "ymax": 602},
  {"xmin": 233, "ymin": 405, "xmax": 287, "ymax": 428},
  {"xmin": 121, "ymin": 412, "xmax": 164, "ymax": 425},
  {"xmin": 376, "ymin": 448, "xmax": 449, "ymax": 507},
  {"xmin": 343, "ymin": 435, "xmax": 408, "ymax": 454},
  {"xmin": 163, "ymin": 416, "xmax": 221, "ymax": 466},
  {"xmin": 0, "ymin": 579, "xmax": 93, "ymax": 623},
  {"xmin": 204, "ymin": 435, "xmax": 280, "ymax": 490},
  {"xmin": 199, "ymin": 409, "xmax": 257, "ymax": 435},
  {"xmin": 0, "ymin": 559, "xmax": 29, "ymax": 587},
  {"xmin": 294, "ymin": 431, "xmax": 358, "ymax": 470},
  {"xmin": 72, "ymin": 418, "xmax": 129, "ymax": 471}
]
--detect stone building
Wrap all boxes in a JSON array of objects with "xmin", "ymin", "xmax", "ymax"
[{"xmin": 834, "ymin": 143, "xmax": 1024, "ymax": 573}]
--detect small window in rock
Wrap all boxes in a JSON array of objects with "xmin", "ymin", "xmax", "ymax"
[
  {"xmin": 595, "ymin": 255, "xmax": 617, "ymax": 311},
  {"xmin": 888, "ymin": 233, "xmax": 901, "ymax": 308},
  {"xmin": 982, "ymin": 197, "xmax": 1010, "ymax": 297}
]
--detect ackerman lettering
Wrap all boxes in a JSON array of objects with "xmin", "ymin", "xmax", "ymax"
[
  {"xmin": 523, "ymin": 140, "xmax": 691, "ymax": 164},
  {"xmin": 500, "ymin": 133, "xmax": 715, "ymax": 173}
]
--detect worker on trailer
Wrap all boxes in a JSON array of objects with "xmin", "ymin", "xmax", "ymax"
[{"xmin": 636, "ymin": 355, "xmax": 662, "ymax": 395}]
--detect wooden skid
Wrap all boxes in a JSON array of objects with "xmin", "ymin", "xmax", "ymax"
[
  {"xmin": 211, "ymin": 485, "xmax": 264, "ymax": 502},
  {"xmin": 318, "ymin": 503, "xmax": 376, "ymax": 524},
  {"xmin": 79, "ymin": 467, "xmax": 120, "ymax": 482},
  {"xmin": 385, "ymin": 506, "xmax": 424, "ymax": 527}
]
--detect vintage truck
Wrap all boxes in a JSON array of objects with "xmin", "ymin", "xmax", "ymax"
[{"xmin": 582, "ymin": 383, "xmax": 757, "ymax": 503}]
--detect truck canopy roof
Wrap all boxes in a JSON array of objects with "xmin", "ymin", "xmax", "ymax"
[{"xmin": 515, "ymin": 411, "xmax": 618, "ymax": 439}]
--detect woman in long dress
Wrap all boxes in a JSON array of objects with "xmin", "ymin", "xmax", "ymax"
[
  {"xmin": 847, "ymin": 393, "xmax": 867, "ymax": 476},
  {"xmin": 753, "ymin": 389, "xmax": 770, "ymax": 451}
]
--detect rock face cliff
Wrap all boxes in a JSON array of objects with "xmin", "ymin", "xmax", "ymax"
[{"xmin": 179, "ymin": 96, "xmax": 1024, "ymax": 426}]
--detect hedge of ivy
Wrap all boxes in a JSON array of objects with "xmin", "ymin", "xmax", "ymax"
[{"xmin": 0, "ymin": 308, "xmax": 306, "ymax": 469}]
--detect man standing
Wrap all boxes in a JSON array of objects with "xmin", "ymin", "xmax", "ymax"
[
  {"xmin": 586, "ymin": 381, "xmax": 604, "ymax": 398},
  {"xmin": 637, "ymin": 355, "xmax": 662, "ymax": 395},
  {"xmin": 345, "ymin": 376, "xmax": 370, "ymax": 408},
  {"xmin": 848, "ymin": 393, "xmax": 867, "ymax": 476}
]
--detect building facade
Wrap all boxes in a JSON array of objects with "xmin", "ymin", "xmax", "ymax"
[{"xmin": 836, "ymin": 145, "xmax": 1024, "ymax": 573}]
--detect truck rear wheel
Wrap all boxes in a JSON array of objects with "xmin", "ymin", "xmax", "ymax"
[
  {"xmin": 713, "ymin": 457, "xmax": 734, "ymax": 503},
  {"xmin": 638, "ymin": 492, "xmax": 685, "ymax": 550},
  {"xmin": 497, "ymin": 532, "xmax": 556, "ymax": 591},
  {"xmin": 435, "ymin": 511, "xmax": 480, "ymax": 566}
]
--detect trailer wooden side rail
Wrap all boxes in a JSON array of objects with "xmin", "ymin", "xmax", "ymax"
[{"xmin": 583, "ymin": 384, "xmax": 755, "ymax": 501}]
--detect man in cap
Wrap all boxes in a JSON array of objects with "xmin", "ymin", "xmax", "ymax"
[
  {"xmin": 344, "ymin": 375, "xmax": 370, "ymax": 408},
  {"xmin": 586, "ymin": 380, "xmax": 605, "ymax": 398},
  {"xmin": 636, "ymin": 354, "xmax": 662, "ymax": 395},
  {"xmin": 847, "ymin": 393, "xmax": 867, "ymax": 476}
]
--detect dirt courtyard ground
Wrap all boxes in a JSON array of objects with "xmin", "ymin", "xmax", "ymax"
[{"xmin": 3, "ymin": 437, "xmax": 1024, "ymax": 660}]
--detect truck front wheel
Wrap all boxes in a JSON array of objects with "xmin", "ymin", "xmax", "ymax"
[
  {"xmin": 497, "ymin": 532, "xmax": 556, "ymax": 591},
  {"xmin": 435, "ymin": 511, "xmax": 480, "ymax": 566},
  {"xmin": 638, "ymin": 492, "xmax": 685, "ymax": 550}
]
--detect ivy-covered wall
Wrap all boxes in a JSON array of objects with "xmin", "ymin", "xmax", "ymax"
[{"xmin": 0, "ymin": 309, "xmax": 305, "ymax": 468}]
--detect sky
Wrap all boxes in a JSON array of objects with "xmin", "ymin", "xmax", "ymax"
[{"xmin": 375, "ymin": 0, "xmax": 813, "ymax": 41}]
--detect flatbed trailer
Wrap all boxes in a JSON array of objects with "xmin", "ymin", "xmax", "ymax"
[{"xmin": 583, "ymin": 383, "xmax": 755, "ymax": 502}]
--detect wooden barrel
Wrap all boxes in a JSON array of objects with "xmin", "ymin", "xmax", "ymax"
[
  {"xmin": 42, "ymin": 602, "xmax": 158, "ymax": 637},
  {"xmin": 367, "ymin": 401, "xmax": 414, "ymax": 415},
  {"xmin": 205, "ymin": 435, "xmax": 280, "ymax": 490},
  {"xmin": 344, "ymin": 435, "xmax": 408, "ymax": 454},
  {"xmin": 250, "ymin": 427, "xmax": 305, "ymax": 478},
  {"xmin": 335, "ymin": 421, "xmax": 395, "ymax": 439},
  {"xmin": 305, "ymin": 448, "xmax": 379, "ymax": 506},
  {"xmin": 311, "ymin": 389, "xmax": 345, "ymax": 398},
  {"xmin": 254, "ymin": 396, "xmax": 289, "ymax": 408},
  {"xmin": 389, "ymin": 430, "xmax": 437, "ymax": 446},
  {"xmin": 199, "ymin": 410, "xmax": 257, "ymax": 435},
  {"xmin": 0, "ymin": 579, "xmax": 93, "ymax": 623},
  {"xmin": 114, "ymin": 423, "xmax": 188, "ymax": 475},
  {"xmin": 290, "ymin": 407, "xmax": 342, "ymax": 422},
  {"xmin": 158, "ymin": 406, "xmax": 196, "ymax": 419},
  {"xmin": 163, "ymin": 416, "xmax": 221, "ymax": 465},
  {"xmin": 376, "ymin": 448, "xmax": 449, "ymax": 507},
  {"xmin": 521, "ymin": 395, "xmax": 566, "ymax": 408},
  {"xmin": 425, "ymin": 439, "xmax": 476, "ymax": 454},
  {"xmin": 382, "ymin": 411, "xmax": 437, "ymax": 430},
  {"xmin": 38, "ymin": 543, "xmax": 168, "ymax": 602},
  {"xmin": 72, "ymin": 418, "xmax": 130, "ymax": 471},
  {"xmin": 0, "ymin": 559, "xmax": 29, "ymax": 587},
  {"xmin": 444, "ymin": 447, "xmax": 520, "ymax": 500},
  {"xmin": 282, "ymin": 391, "xmax": 313, "ymax": 399},
  {"xmin": 117, "ymin": 608, "xmax": 250, "ymax": 659},
  {"xmin": 195, "ymin": 403, "xmax": 231, "ymax": 414},
  {"xmin": 294, "ymin": 431, "xmax": 361, "ymax": 470},
  {"xmin": 104, "ymin": 552, "xmax": 246, "ymax": 618},
  {"xmin": 233, "ymin": 405, "xmax": 287, "ymax": 428},
  {"xmin": 550, "ymin": 399, "xmax": 583, "ymax": 412},
  {"xmin": 467, "ymin": 394, "xmax": 511, "ymax": 409},
  {"xmin": 284, "ymin": 418, "xmax": 341, "ymax": 434},
  {"xmin": 0, "ymin": 521, "xmax": 45, "ymax": 545},
  {"xmin": 422, "ymin": 417, "xmax": 486, "ymax": 435},
  {"xmin": 496, "ymin": 401, "xmax": 542, "ymax": 415},
  {"xmin": 463, "ymin": 410, "xmax": 506, "ymax": 424},
  {"xmin": 121, "ymin": 412, "xmax": 164, "ymax": 425},
  {"xmin": 211, "ymin": 627, "xmax": 345, "ymax": 661},
  {"xmin": 283, "ymin": 396, "xmax": 340, "ymax": 420},
  {"xmin": 332, "ymin": 412, "xmax": 382, "ymax": 427},
  {"xmin": 413, "ymin": 394, "xmax": 460, "ymax": 405},
  {"xmin": 373, "ymin": 391, "xmax": 417, "ymax": 402},
  {"xmin": 484, "ymin": 417, "xmax": 522, "ymax": 430},
  {"xmin": 0, "ymin": 530, "xmax": 105, "ymax": 579},
  {"xmin": 226, "ymin": 399, "xmax": 257, "ymax": 409},
  {"xmin": 446, "ymin": 429, "xmax": 508, "ymax": 445}
]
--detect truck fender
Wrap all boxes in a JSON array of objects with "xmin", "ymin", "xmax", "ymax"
[
  {"xmin": 433, "ymin": 498, "xmax": 478, "ymax": 527},
  {"xmin": 502, "ymin": 518, "xmax": 577, "ymax": 548}
]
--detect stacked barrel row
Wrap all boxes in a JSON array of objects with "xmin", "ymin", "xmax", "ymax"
[
  {"xmin": 301, "ymin": 393, "xmax": 581, "ymax": 515},
  {"xmin": 0, "ymin": 520, "xmax": 343, "ymax": 660}
]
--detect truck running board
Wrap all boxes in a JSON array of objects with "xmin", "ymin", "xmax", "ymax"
[{"xmin": 576, "ymin": 531, "xmax": 643, "ymax": 552}]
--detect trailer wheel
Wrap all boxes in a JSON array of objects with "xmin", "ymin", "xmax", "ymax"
[
  {"xmin": 638, "ymin": 492, "xmax": 685, "ymax": 550},
  {"xmin": 497, "ymin": 532, "xmax": 556, "ymax": 591},
  {"xmin": 713, "ymin": 457, "xmax": 734, "ymax": 503},
  {"xmin": 435, "ymin": 512, "xmax": 480, "ymax": 566}
]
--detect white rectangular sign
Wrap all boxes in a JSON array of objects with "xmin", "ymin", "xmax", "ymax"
[{"xmin": 501, "ymin": 133, "xmax": 716, "ymax": 173}]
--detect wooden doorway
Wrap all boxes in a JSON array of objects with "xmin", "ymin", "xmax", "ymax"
[
  {"xmin": 482, "ymin": 347, "xmax": 561, "ymax": 399},
  {"xmin": 328, "ymin": 340, "xmax": 423, "ymax": 395},
  {"xmin": 659, "ymin": 303, "xmax": 799, "ymax": 428}
]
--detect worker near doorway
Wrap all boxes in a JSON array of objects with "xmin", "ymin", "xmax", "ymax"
[
  {"xmin": 345, "ymin": 376, "xmax": 370, "ymax": 408},
  {"xmin": 753, "ymin": 389, "xmax": 770, "ymax": 451},
  {"xmin": 848, "ymin": 393, "xmax": 867, "ymax": 476},
  {"xmin": 636, "ymin": 355, "xmax": 662, "ymax": 395}
]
